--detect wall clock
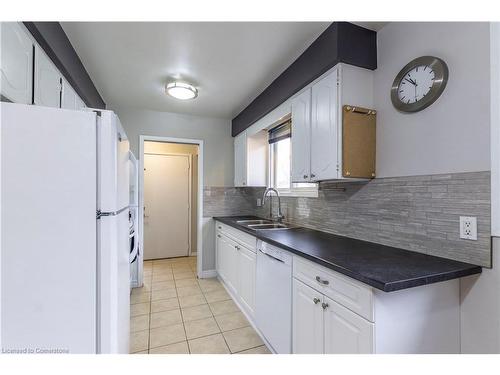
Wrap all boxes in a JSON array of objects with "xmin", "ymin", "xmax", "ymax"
[{"xmin": 391, "ymin": 56, "xmax": 448, "ymax": 113}]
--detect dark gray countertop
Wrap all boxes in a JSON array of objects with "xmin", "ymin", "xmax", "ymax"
[{"xmin": 213, "ymin": 215, "xmax": 482, "ymax": 292}]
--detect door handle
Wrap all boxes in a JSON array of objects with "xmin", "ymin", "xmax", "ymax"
[{"xmin": 315, "ymin": 276, "xmax": 329, "ymax": 285}]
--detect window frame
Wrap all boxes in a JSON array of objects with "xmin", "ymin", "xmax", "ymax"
[{"xmin": 268, "ymin": 136, "xmax": 318, "ymax": 198}]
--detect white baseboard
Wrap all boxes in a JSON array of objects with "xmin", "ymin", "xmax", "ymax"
[{"xmin": 199, "ymin": 269, "xmax": 217, "ymax": 278}]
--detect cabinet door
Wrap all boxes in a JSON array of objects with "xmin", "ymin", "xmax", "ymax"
[
  {"xmin": 237, "ymin": 246, "xmax": 256, "ymax": 317},
  {"xmin": 34, "ymin": 45, "xmax": 61, "ymax": 108},
  {"xmin": 218, "ymin": 234, "xmax": 238, "ymax": 294},
  {"xmin": 75, "ymin": 95, "xmax": 86, "ymax": 109},
  {"xmin": 323, "ymin": 296, "xmax": 374, "ymax": 354},
  {"xmin": 215, "ymin": 231, "xmax": 225, "ymax": 280},
  {"xmin": 291, "ymin": 88, "xmax": 311, "ymax": 182},
  {"xmin": 61, "ymin": 79, "xmax": 77, "ymax": 110},
  {"xmin": 310, "ymin": 70, "xmax": 339, "ymax": 181},
  {"xmin": 292, "ymin": 279, "xmax": 324, "ymax": 354},
  {"xmin": 0, "ymin": 22, "xmax": 33, "ymax": 104},
  {"xmin": 234, "ymin": 131, "xmax": 247, "ymax": 187}
]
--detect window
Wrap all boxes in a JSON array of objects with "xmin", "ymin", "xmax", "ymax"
[{"xmin": 269, "ymin": 120, "xmax": 318, "ymax": 197}]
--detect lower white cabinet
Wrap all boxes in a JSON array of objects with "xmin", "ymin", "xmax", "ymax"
[
  {"xmin": 216, "ymin": 232, "xmax": 238, "ymax": 295},
  {"xmin": 292, "ymin": 279, "xmax": 323, "ymax": 354},
  {"xmin": 237, "ymin": 245, "xmax": 256, "ymax": 316},
  {"xmin": 292, "ymin": 278, "xmax": 373, "ymax": 354},
  {"xmin": 216, "ymin": 221, "xmax": 461, "ymax": 354},
  {"xmin": 323, "ymin": 296, "xmax": 374, "ymax": 354},
  {"xmin": 215, "ymin": 222, "xmax": 256, "ymax": 318}
]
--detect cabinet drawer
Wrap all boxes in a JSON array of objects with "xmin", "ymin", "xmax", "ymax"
[
  {"xmin": 215, "ymin": 221, "xmax": 256, "ymax": 252},
  {"xmin": 293, "ymin": 256, "xmax": 373, "ymax": 322}
]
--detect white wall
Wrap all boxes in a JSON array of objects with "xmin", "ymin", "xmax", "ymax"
[
  {"xmin": 113, "ymin": 106, "xmax": 234, "ymax": 187},
  {"xmin": 374, "ymin": 22, "xmax": 491, "ymax": 177},
  {"xmin": 113, "ymin": 106, "xmax": 233, "ymax": 273},
  {"xmin": 460, "ymin": 22, "xmax": 500, "ymax": 353}
]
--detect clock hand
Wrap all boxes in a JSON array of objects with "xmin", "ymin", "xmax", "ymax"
[{"xmin": 404, "ymin": 78, "xmax": 416, "ymax": 86}]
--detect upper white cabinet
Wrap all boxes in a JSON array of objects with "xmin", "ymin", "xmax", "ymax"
[
  {"xmin": 61, "ymin": 78, "xmax": 86, "ymax": 110},
  {"xmin": 0, "ymin": 22, "xmax": 33, "ymax": 104},
  {"xmin": 310, "ymin": 69, "xmax": 339, "ymax": 181},
  {"xmin": 34, "ymin": 45, "xmax": 62, "ymax": 108},
  {"xmin": 291, "ymin": 64, "xmax": 375, "ymax": 182},
  {"xmin": 291, "ymin": 88, "xmax": 311, "ymax": 182},
  {"xmin": 234, "ymin": 130, "xmax": 248, "ymax": 187}
]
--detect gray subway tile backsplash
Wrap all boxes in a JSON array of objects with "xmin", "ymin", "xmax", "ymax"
[{"xmin": 204, "ymin": 171, "xmax": 491, "ymax": 267}]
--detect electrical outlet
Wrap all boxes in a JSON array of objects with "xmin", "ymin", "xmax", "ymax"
[
  {"xmin": 256, "ymin": 198, "xmax": 262, "ymax": 207},
  {"xmin": 460, "ymin": 216, "xmax": 477, "ymax": 240}
]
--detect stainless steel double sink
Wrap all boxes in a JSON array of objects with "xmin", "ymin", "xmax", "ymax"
[{"xmin": 236, "ymin": 219, "xmax": 294, "ymax": 231}]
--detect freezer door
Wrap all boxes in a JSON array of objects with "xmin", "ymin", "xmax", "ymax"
[
  {"xmin": 97, "ymin": 210, "xmax": 130, "ymax": 354},
  {"xmin": 96, "ymin": 110, "xmax": 130, "ymax": 212},
  {"xmin": 1, "ymin": 102, "xmax": 97, "ymax": 353}
]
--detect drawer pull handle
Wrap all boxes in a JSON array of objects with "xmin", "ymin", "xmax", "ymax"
[
  {"xmin": 313, "ymin": 298, "xmax": 320, "ymax": 305},
  {"xmin": 321, "ymin": 302, "xmax": 329, "ymax": 310},
  {"xmin": 315, "ymin": 276, "xmax": 329, "ymax": 285}
]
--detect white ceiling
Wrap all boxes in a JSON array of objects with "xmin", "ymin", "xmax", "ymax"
[{"xmin": 61, "ymin": 22, "xmax": 332, "ymax": 119}]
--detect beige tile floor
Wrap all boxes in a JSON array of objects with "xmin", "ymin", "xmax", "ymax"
[{"xmin": 130, "ymin": 256, "xmax": 271, "ymax": 354}]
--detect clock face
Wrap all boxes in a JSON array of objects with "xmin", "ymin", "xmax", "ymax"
[
  {"xmin": 397, "ymin": 65, "xmax": 436, "ymax": 104},
  {"xmin": 391, "ymin": 56, "xmax": 448, "ymax": 113}
]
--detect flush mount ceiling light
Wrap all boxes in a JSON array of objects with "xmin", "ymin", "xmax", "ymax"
[{"xmin": 165, "ymin": 81, "xmax": 198, "ymax": 100}]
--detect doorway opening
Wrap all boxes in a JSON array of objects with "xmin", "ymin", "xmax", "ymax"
[{"xmin": 139, "ymin": 136, "xmax": 204, "ymax": 282}]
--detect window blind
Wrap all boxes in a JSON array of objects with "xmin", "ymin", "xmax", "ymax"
[{"xmin": 268, "ymin": 119, "xmax": 292, "ymax": 144}]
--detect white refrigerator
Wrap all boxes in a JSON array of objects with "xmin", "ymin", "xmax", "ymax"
[{"xmin": 1, "ymin": 102, "xmax": 130, "ymax": 353}]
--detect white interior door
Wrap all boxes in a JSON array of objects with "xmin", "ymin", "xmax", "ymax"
[{"xmin": 144, "ymin": 153, "xmax": 191, "ymax": 260}]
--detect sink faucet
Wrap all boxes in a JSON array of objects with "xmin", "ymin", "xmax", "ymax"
[{"xmin": 262, "ymin": 187, "xmax": 284, "ymax": 222}]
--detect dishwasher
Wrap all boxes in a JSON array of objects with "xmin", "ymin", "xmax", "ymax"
[{"xmin": 255, "ymin": 240, "xmax": 293, "ymax": 354}]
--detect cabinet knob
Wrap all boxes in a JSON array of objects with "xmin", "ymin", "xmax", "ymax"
[
  {"xmin": 303, "ymin": 175, "xmax": 308, "ymax": 179},
  {"xmin": 217, "ymin": 234, "xmax": 221, "ymax": 238},
  {"xmin": 315, "ymin": 276, "xmax": 329, "ymax": 285},
  {"xmin": 310, "ymin": 173, "xmax": 316, "ymax": 178},
  {"xmin": 235, "ymin": 245, "xmax": 240, "ymax": 250},
  {"xmin": 313, "ymin": 298, "xmax": 321, "ymax": 305},
  {"xmin": 321, "ymin": 302, "xmax": 329, "ymax": 310},
  {"xmin": 242, "ymin": 182, "xmax": 246, "ymax": 185}
]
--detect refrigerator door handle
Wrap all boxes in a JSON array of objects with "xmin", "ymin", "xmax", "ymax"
[{"xmin": 96, "ymin": 206, "xmax": 130, "ymax": 219}]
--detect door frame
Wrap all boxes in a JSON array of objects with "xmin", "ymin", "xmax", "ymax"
[
  {"xmin": 139, "ymin": 135, "xmax": 204, "ymax": 280},
  {"xmin": 143, "ymin": 151, "xmax": 193, "ymax": 259}
]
